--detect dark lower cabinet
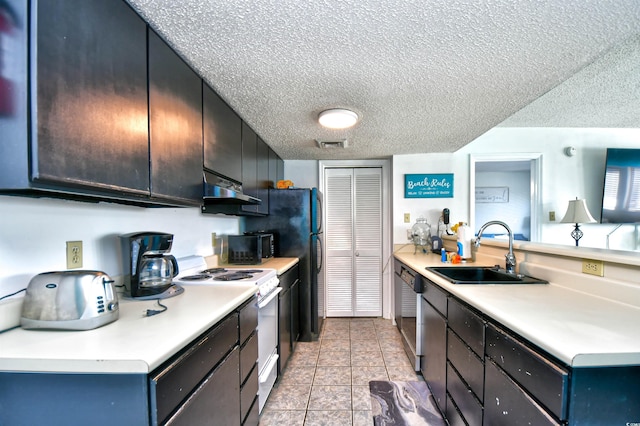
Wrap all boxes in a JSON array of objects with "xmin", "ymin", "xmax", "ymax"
[
  {"xmin": 484, "ymin": 357, "xmax": 559, "ymax": 426},
  {"xmin": 420, "ymin": 291, "xmax": 447, "ymax": 412},
  {"xmin": 277, "ymin": 264, "xmax": 300, "ymax": 375},
  {"xmin": 166, "ymin": 348, "xmax": 241, "ymax": 426}
]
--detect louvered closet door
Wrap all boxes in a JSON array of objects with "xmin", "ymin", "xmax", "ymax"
[{"xmin": 325, "ymin": 168, "xmax": 382, "ymax": 317}]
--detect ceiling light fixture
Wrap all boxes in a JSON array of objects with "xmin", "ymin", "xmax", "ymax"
[{"xmin": 318, "ymin": 108, "xmax": 358, "ymax": 129}]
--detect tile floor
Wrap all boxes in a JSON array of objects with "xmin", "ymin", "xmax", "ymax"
[{"xmin": 259, "ymin": 317, "xmax": 423, "ymax": 426}]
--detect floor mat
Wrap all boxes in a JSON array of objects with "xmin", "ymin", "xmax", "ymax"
[{"xmin": 369, "ymin": 380, "xmax": 446, "ymax": 426}]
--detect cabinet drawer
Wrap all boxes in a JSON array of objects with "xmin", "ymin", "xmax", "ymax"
[
  {"xmin": 278, "ymin": 264, "xmax": 299, "ymax": 291},
  {"xmin": 448, "ymin": 298, "xmax": 485, "ymax": 358},
  {"xmin": 242, "ymin": 395, "xmax": 259, "ymax": 426},
  {"xmin": 447, "ymin": 329, "xmax": 484, "ymax": 402},
  {"xmin": 239, "ymin": 296, "xmax": 258, "ymax": 344},
  {"xmin": 240, "ymin": 331, "xmax": 258, "ymax": 384},
  {"xmin": 445, "ymin": 393, "xmax": 467, "ymax": 426},
  {"xmin": 241, "ymin": 364, "xmax": 258, "ymax": 422},
  {"xmin": 485, "ymin": 323, "xmax": 569, "ymax": 420},
  {"xmin": 166, "ymin": 347, "xmax": 241, "ymax": 426},
  {"xmin": 447, "ymin": 363, "xmax": 482, "ymax": 426},
  {"xmin": 151, "ymin": 313, "xmax": 239, "ymax": 424},
  {"xmin": 423, "ymin": 280, "xmax": 447, "ymax": 315},
  {"xmin": 484, "ymin": 358, "xmax": 560, "ymax": 426}
]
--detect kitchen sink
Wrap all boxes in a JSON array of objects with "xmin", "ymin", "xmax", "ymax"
[{"xmin": 426, "ymin": 266, "xmax": 548, "ymax": 285}]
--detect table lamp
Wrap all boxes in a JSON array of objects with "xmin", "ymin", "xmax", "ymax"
[{"xmin": 560, "ymin": 198, "xmax": 597, "ymax": 246}]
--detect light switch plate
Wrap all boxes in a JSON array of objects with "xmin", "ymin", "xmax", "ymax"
[{"xmin": 404, "ymin": 213, "xmax": 410, "ymax": 223}]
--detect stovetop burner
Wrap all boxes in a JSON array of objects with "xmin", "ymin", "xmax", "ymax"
[
  {"xmin": 180, "ymin": 274, "xmax": 213, "ymax": 281},
  {"xmin": 201, "ymin": 268, "xmax": 227, "ymax": 274},
  {"xmin": 215, "ymin": 272, "xmax": 254, "ymax": 281}
]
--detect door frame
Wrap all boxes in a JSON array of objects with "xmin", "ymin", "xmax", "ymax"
[
  {"xmin": 319, "ymin": 159, "xmax": 392, "ymax": 319},
  {"xmin": 469, "ymin": 153, "xmax": 542, "ymax": 242}
]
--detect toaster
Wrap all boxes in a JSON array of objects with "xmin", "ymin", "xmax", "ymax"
[{"xmin": 21, "ymin": 270, "xmax": 119, "ymax": 331}]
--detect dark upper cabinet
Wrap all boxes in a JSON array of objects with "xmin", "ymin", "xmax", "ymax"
[
  {"xmin": 256, "ymin": 137, "xmax": 269, "ymax": 215},
  {"xmin": 268, "ymin": 147, "xmax": 278, "ymax": 188},
  {"xmin": 0, "ymin": 0, "xmax": 151, "ymax": 200},
  {"xmin": 148, "ymin": 29, "xmax": 203, "ymax": 205},
  {"xmin": 203, "ymin": 84, "xmax": 242, "ymax": 184},
  {"xmin": 241, "ymin": 122, "xmax": 258, "ymax": 214}
]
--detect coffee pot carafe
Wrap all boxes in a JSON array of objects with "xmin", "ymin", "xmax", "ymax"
[{"xmin": 120, "ymin": 232, "xmax": 183, "ymax": 299}]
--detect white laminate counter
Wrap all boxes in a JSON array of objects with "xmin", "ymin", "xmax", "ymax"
[
  {"xmin": 394, "ymin": 251, "xmax": 640, "ymax": 368},
  {"xmin": 209, "ymin": 256, "xmax": 299, "ymax": 276},
  {"xmin": 0, "ymin": 284, "xmax": 257, "ymax": 374}
]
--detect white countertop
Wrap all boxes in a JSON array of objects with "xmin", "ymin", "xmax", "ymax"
[
  {"xmin": 0, "ymin": 284, "xmax": 257, "ymax": 374},
  {"xmin": 395, "ymin": 251, "xmax": 640, "ymax": 368}
]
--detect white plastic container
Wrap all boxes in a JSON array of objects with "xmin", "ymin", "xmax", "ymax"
[{"xmin": 457, "ymin": 223, "xmax": 472, "ymax": 259}]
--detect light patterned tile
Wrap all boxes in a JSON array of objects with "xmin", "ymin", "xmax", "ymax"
[
  {"xmin": 259, "ymin": 410, "xmax": 306, "ymax": 426},
  {"xmin": 308, "ymin": 385, "xmax": 352, "ymax": 411},
  {"xmin": 288, "ymin": 350, "xmax": 320, "ymax": 367},
  {"xmin": 349, "ymin": 329, "xmax": 377, "ymax": 340},
  {"xmin": 279, "ymin": 365, "xmax": 316, "ymax": 385},
  {"xmin": 317, "ymin": 350, "xmax": 351, "ymax": 367},
  {"xmin": 304, "ymin": 410, "xmax": 352, "ymax": 426},
  {"xmin": 351, "ymin": 350, "xmax": 384, "ymax": 367},
  {"xmin": 321, "ymin": 338, "xmax": 350, "ymax": 352},
  {"xmin": 382, "ymin": 351, "xmax": 412, "ymax": 367},
  {"xmin": 387, "ymin": 363, "xmax": 422, "ymax": 381},
  {"xmin": 351, "ymin": 366, "xmax": 389, "ymax": 386},
  {"xmin": 314, "ymin": 366, "xmax": 352, "ymax": 385},
  {"xmin": 351, "ymin": 339, "xmax": 381, "ymax": 352},
  {"xmin": 265, "ymin": 384, "xmax": 311, "ymax": 410},
  {"xmin": 351, "ymin": 386, "xmax": 372, "ymax": 410},
  {"xmin": 322, "ymin": 328, "xmax": 350, "ymax": 339},
  {"xmin": 352, "ymin": 410, "xmax": 373, "ymax": 426},
  {"xmin": 296, "ymin": 341, "xmax": 321, "ymax": 354}
]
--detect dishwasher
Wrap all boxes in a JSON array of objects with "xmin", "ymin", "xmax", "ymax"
[{"xmin": 394, "ymin": 263, "xmax": 424, "ymax": 371}]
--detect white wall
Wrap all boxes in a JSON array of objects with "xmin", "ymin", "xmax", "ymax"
[
  {"xmin": 285, "ymin": 160, "xmax": 319, "ymax": 188},
  {"xmin": 393, "ymin": 127, "xmax": 640, "ymax": 251},
  {"xmin": 0, "ymin": 195, "xmax": 239, "ymax": 298}
]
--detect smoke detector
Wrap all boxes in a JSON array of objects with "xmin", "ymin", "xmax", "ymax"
[{"xmin": 316, "ymin": 139, "xmax": 348, "ymax": 149}]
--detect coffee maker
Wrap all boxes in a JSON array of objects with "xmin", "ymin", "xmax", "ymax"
[{"xmin": 120, "ymin": 232, "xmax": 183, "ymax": 299}]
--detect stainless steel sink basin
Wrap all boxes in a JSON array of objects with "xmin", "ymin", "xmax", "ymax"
[{"xmin": 426, "ymin": 266, "xmax": 548, "ymax": 285}]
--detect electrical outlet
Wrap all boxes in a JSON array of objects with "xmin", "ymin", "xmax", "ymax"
[
  {"xmin": 582, "ymin": 259, "xmax": 604, "ymax": 277},
  {"xmin": 404, "ymin": 213, "xmax": 410, "ymax": 223},
  {"xmin": 211, "ymin": 232, "xmax": 217, "ymax": 247},
  {"xmin": 549, "ymin": 211, "xmax": 556, "ymax": 221},
  {"xmin": 66, "ymin": 241, "xmax": 83, "ymax": 269}
]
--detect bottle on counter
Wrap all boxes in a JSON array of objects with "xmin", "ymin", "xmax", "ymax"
[{"xmin": 457, "ymin": 222, "xmax": 472, "ymax": 259}]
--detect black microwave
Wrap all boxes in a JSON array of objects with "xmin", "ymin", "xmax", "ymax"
[{"xmin": 228, "ymin": 233, "xmax": 274, "ymax": 264}]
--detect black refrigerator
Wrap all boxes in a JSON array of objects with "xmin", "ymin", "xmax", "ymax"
[{"xmin": 244, "ymin": 188, "xmax": 324, "ymax": 341}]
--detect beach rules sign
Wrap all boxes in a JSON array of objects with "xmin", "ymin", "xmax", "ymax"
[{"xmin": 404, "ymin": 174, "xmax": 454, "ymax": 198}]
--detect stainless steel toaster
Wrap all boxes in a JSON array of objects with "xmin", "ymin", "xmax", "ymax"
[{"xmin": 20, "ymin": 270, "xmax": 119, "ymax": 330}]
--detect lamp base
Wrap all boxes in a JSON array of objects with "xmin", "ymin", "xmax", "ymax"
[{"xmin": 571, "ymin": 223, "xmax": 583, "ymax": 246}]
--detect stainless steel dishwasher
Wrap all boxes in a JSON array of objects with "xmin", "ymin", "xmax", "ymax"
[{"xmin": 394, "ymin": 262, "xmax": 424, "ymax": 371}]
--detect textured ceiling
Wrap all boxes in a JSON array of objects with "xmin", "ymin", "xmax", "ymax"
[{"xmin": 125, "ymin": 0, "xmax": 640, "ymax": 160}]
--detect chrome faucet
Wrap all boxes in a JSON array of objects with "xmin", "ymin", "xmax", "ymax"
[{"xmin": 475, "ymin": 220, "xmax": 516, "ymax": 274}]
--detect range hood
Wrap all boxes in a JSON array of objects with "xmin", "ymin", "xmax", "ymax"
[{"xmin": 202, "ymin": 170, "xmax": 261, "ymax": 205}]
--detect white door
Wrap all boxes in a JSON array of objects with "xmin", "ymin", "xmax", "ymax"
[{"xmin": 324, "ymin": 167, "xmax": 382, "ymax": 317}]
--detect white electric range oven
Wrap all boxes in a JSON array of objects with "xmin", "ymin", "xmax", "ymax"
[{"xmin": 173, "ymin": 256, "xmax": 280, "ymax": 414}]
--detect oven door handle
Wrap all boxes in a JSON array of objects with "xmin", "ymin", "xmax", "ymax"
[{"xmin": 257, "ymin": 287, "xmax": 282, "ymax": 309}]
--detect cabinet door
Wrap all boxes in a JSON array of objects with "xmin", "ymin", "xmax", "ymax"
[
  {"xmin": 420, "ymin": 296, "xmax": 447, "ymax": 413},
  {"xmin": 34, "ymin": 0, "xmax": 149, "ymax": 196},
  {"xmin": 268, "ymin": 147, "xmax": 278, "ymax": 188},
  {"xmin": 278, "ymin": 286, "xmax": 292, "ymax": 375},
  {"xmin": 291, "ymin": 278, "xmax": 300, "ymax": 345},
  {"xmin": 167, "ymin": 347, "xmax": 241, "ymax": 426},
  {"xmin": 203, "ymin": 84, "xmax": 242, "ymax": 183},
  {"xmin": 256, "ymin": 137, "xmax": 269, "ymax": 215},
  {"xmin": 241, "ymin": 122, "xmax": 258, "ymax": 214},
  {"xmin": 148, "ymin": 30, "xmax": 203, "ymax": 205}
]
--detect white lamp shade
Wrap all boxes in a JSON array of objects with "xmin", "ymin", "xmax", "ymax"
[
  {"xmin": 560, "ymin": 199, "xmax": 597, "ymax": 224},
  {"xmin": 318, "ymin": 109, "xmax": 358, "ymax": 129}
]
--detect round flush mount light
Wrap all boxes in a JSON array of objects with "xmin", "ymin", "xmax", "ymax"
[{"xmin": 318, "ymin": 108, "xmax": 359, "ymax": 129}]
